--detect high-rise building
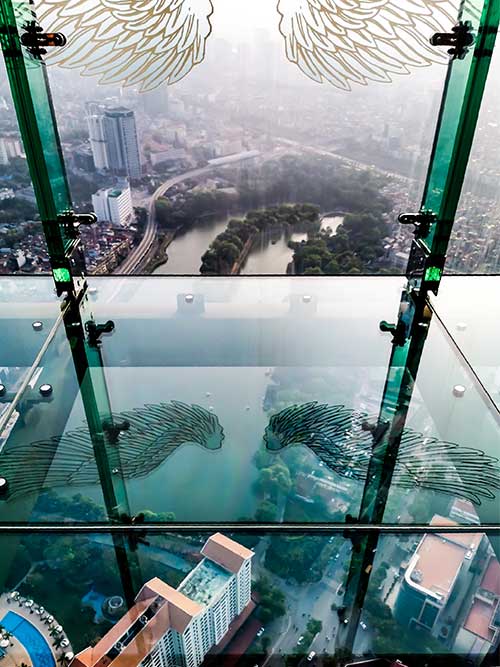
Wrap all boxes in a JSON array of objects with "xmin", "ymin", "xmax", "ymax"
[
  {"xmin": 86, "ymin": 102, "xmax": 109, "ymax": 171},
  {"xmin": 85, "ymin": 104, "xmax": 141, "ymax": 179},
  {"xmin": 103, "ymin": 107, "xmax": 142, "ymax": 180},
  {"xmin": 72, "ymin": 534, "xmax": 254, "ymax": 667}
]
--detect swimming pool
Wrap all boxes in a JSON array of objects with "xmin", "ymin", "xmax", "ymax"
[{"xmin": 0, "ymin": 611, "xmax": 55, "ymax": 667}]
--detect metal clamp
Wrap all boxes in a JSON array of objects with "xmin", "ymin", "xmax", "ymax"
[
  {"xmin": 103, "ymin": 419, "xmax": 130, "ymax": 445},
  {"xmin": 379, "ymin": 320, "xmax": 407, "ymax": 347},
  {"xmin": 398, "ymin": 210, "xmax": 436, "ymax": 239},
  {"xmin": 21, "ymin": 21, "xmax": 66, "ymax": 57},
  {"xmin": 430, "ymin": 21, "xmax": 475, "ymax": 60},
  {"xmin": 85, "ymin": 320, "xmax": 115, "ymax": 347}
]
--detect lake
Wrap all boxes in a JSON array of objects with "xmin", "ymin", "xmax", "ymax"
[{"xmin": 154, "ymin": 215, "xmax": 345, "ymax": 276}]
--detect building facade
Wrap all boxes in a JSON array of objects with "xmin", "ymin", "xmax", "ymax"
[
  {"xmin": 103, "ymin": 107, "xmax": 142, "ymax": 180},
  {"xmin": 86, "ymin": 104, "xmax": 141, "ymax": 179},
  {"xmin": 72, "ymin": 534, "xmax": 254, "ymax": 667},
  {"xmin": 92, "ymin": 186, "xmax": 133, "ymax": 227}
]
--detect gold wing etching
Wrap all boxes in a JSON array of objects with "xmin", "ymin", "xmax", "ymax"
[
  {"xmin": 277, "ymin": 0, "xmax": 459, "ymax": 90},
  {"xmin": 35, "ymin": 0, "xmax": 214, "ymax": 90}
]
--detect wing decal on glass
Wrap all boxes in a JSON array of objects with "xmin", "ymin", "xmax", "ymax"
[
  {"xmin": 0, "ymin": 401, "xmax": 224, "ymax": 499},
  {"xmin": 264, "ymin": 402, "xmax": 500, "ymax": 504},
  {"xmin": 277, "ymin": 0, "xmax": 458, "ymax": 90},
  {"xmin": 36, "ymin": 0, "xmax": 214, "ymax": 90}
]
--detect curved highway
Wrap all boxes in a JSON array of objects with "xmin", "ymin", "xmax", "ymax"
[{"xmin": 115, "ymin": 152, "xmax": 263, "ymax": 275}]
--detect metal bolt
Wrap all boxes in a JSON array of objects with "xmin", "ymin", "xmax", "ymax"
[
  {"xmin": 32, "ymin": 321, "xmax": 43, "ymax": 331},
  {"xmin": 39, "ymin": 384, "xmax": 53, "ymax": 397},
  {"xmin": 453, "ymin": 384, "xmax": 466, "ymax": 398},
  {"xmin": 185, "ymin": 294, "xmax": 194, "ymax": 303},
  {"xmin": 0, "ymin": 384, "xmax": 6, "ymax": 397}
]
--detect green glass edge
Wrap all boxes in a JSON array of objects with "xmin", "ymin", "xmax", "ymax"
[
  {"xmin": 0, "ymin": 0, "xmax": 76, "ymax": 260},
  {"xmin": 421, "ymin": 0, "xmax": 500, "ymax": 258}
]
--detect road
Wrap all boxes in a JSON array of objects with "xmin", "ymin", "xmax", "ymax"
[
  {"xmin": 114, "ymin": 151, "xmax": 264, "ymax": 275},
  {"xmin": 258, "ymin": 540, "xmax": 357, "ymax": 665}
]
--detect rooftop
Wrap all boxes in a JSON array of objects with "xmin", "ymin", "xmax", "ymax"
[
  {"xmin": 178, "ymin": 559, "xmax": 231, "ymax": 607},
  {"xmin": 405, "ymin": 516, "xmax": 482, "ymax": 601},
  {"xmin": 72, "ymin": 535, "xmax": 252, "ymax": 667},
  {"xmin": 463, "ymin": 599, "xmax": 497, "ymax": 642},
  {"xmin": 201, "ymin": 533, "xmax": 254, "ymax": 574}
]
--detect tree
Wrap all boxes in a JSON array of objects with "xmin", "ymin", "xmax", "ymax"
[
  {"xmin": 307, "ymin": 618, "xmax": 322, "ymax": 636},
  {"xmin": 255, "ymin": 500, "xmax": 278, "ymax": 522}
]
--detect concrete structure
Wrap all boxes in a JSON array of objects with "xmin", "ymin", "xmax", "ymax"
[
  {"xmin": 394, "ymin": 516, "xmax": 484, "ymax": 641},
  {"xmin": 72, "ymin": 534, "xmax": 253, "ymax": 667},
  {"xmin": 92, "ymin": 186, "xmax": 133, "ymax": 227}
]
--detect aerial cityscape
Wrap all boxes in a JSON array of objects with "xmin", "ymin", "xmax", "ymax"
[
  {"xmin": 0, "ymin": 22, "xmax": 498, "ymax": 278},
  {"xmin": 0, "ymin": 3, "xmax": 499, "ymax": 667}
]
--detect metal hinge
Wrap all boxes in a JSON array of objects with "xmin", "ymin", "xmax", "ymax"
[
  {"xmin": 20, "ymin": 21, "xmax": 66, "ymax": 57},
  {"xmin": 58, "ymin": 211, "xmax": 97, "ymax": 236},
  {"xmin": 85, "ymin": 319, "xmax": 115, "ymax": 347},
  {"xmin": 398, "ymin": 210, "xmax": 436, "ymax": 239},
  {"xmin": 430, "ymin": 21, "xmax": 475, "ymax": 60}
]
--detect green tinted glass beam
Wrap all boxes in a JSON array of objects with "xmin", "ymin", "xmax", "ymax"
[
  {"xmin": 420, "ymin": 0, "xmax": 499, "ymax": 258},
  {"xmin": 339, "ymin": 293, "xmax": 431, "ymax": 652},
  {"xmin": 0, "ymin": 0, "xmax": 84, "ymax": 295}
]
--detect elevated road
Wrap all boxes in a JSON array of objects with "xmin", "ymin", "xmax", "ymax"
[{"xmin": 115, "ymin": 151, "xmax": 262, "ymax": 275}]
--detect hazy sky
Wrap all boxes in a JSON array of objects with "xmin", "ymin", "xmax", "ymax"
[{"xmin": 211, "ymin": 0, "xmax": 282, "ymax": 40}]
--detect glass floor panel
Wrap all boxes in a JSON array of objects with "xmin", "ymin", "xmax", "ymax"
[
  {"xmin": 0, "ymin": 277, "xmax": 499, "ymax": 528},
  {"xmin": 433, "ymin": 276, "xmax": 500, "ymax": 410},
  {"xmin": 0, "ymin": 529, "xmax": 498, "ymax": 666}
]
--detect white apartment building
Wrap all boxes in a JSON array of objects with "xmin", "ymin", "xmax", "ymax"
[
  {"xmin": 92, "ymin": 186, "xmax": 133, "ymax": 227},
  {"xmin": 72, "ymin": 534, "xmax": 254, "ymax": 667}
]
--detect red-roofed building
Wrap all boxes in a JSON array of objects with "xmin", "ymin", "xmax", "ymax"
[{"xmin": 72, "ymin": 534, "xmax": 254, "ymax": 667}]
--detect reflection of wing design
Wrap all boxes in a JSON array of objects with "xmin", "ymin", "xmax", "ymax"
[
  {"xmin": 277, "ymin": 0, "xmax": 457, "ymax": 90},
  {"xmin": 36, "ymin": 0, "xmax": 214, "ymax": 90},
  {"xmin": 264, "ymin": 402, "xmax": 500, "ymax": 504},
  {"xmin": 0, "ymin": 401, "xmax": 223, "ymax": 499}
]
